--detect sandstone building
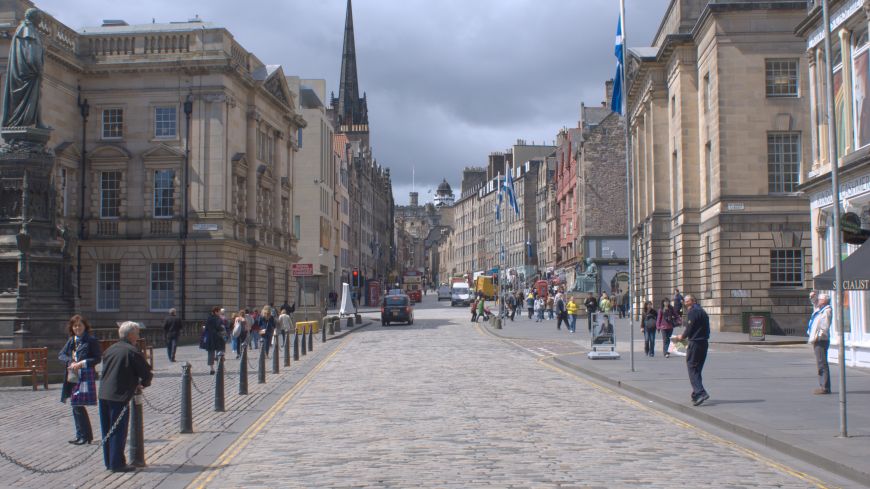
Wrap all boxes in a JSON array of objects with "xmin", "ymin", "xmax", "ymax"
[{"xmin": 627, "ymin": 0, "xmax": 812, "ymax": 332}]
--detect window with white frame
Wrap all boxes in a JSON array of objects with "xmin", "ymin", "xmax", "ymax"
[
  {"xmin": 100, "ymin": 171, "xmax": 121, "ymax": 218},
  {"xmin": 770, "ymin": 249, "xmax": 803, "ymax": 287},
  {"xmin": 767, "ymin": 133, "xmax": 801, "ymax": 193},
  {"xmin": 153, "ymin": 169, "xmax": 175, "ymax": 218},
  {"xmin": 149, "ymin": 262, "xmax": 174, "ymax": 311},
  {"xmin": 97, "ymin": 263, "xmax": 120, "ymax": 311},
  {"xmin": 154, "ymin": 106, "xmax": 177, "ymax": 138},
  {"xmin": 102, "ymin": 108, "xmax": 123, "ymax": 139},
  {"xmin": 765, "ymin": 59, "xmax": 799, "ymax": 97}
]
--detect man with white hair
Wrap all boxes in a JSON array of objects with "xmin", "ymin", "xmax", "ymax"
[
  {"xmin": 807, "ymin": 292, "xmax": 832, "ymax": 394},
  {"xmin": 98, "ymin": 321, "xmax": 153, "ymax": 472},
  {"xmin": 673, "ymin": 294, "xmax": 710, "ymax": 406}
]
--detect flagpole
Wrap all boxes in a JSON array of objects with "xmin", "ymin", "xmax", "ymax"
[
  {"xmin": 619, "ymin": 0, "xmax": 635, "ymax": 372},
  {"xmin": 820, "ymin": 0, "xmax": 847, "ymax": 438}
]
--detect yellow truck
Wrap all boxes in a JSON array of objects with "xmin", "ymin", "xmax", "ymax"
[{"xmin": 474, "ymin": 275, "xmax": 496, "ymax": 300}]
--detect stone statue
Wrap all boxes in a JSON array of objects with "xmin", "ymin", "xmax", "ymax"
[
  {"xmin": 583, "ymin": 258, "xmax": 599, "ymax": 280},
  {"xmin": 573, "ymin": 257, "xmax": 600, "ymax": 293},
  {"xmin": 2, "ymin": 8, "xmax": 46, "ymax": 130}
]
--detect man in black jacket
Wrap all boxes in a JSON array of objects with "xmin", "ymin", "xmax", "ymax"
[
  {"xmin": 584, "ymin": 293, "xmax": 598, "ymax": 333},
  {"xmin": 163, "ymin": 308, "xmax": 183, "ymax": 362},
  {"xmin": 98, "ymin": 322, "xmax": 153, "ymax": 473},
  {"xmin": 673, "ymin": 295, "xmax": 710, "ymax": 406}
]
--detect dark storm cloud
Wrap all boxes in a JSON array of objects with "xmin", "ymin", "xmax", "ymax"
[{"xmin": 37, "ymin": 0, "xmax": 669, "ymax": 204}]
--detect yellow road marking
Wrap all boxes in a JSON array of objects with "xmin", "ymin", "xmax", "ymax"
[
  {"xmin": 186, "ymin": 337, "xmax": 350, "ymax": 489},
  {"xmin": 476, "ymin": 322, "xmax": 836, "ymax": 489},
  {"xmin": 535, "ymin": 357, "xmax": 836, "ymax": 489}
]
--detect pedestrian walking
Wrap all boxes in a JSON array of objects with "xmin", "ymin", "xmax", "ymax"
[
  {"xmin": 98, "ymin": 321, "xmax": 152, "ymax": 473},
  {"xmin": 621, "ymin": 289, "xmax": 630, "ymax": 319},
  {"xmin": 807, "ymin": 292, "xmax": 832, "ymax": 395},
  {"xmin": 534, "ymin": 296, "xmax": 545, "ymax": 322},
  {"xmin": 555, "ymin": 293, "xmax": 569, "ymax": 330},
  {"xmin": 673, "ymin": 295, "xmax": 710, "ymax": 406},
  {"xmin": 673, "ymin": 288, "xmax": 684, "ymax": 316},
  {"xmin": 257, "ymin": 305, "xmax": 276, "ymax": 356},
  {"xmin": 584, "ymin": 292, "xmax": 598, "ymax": 332},
  {"xmin": 507, "ymin": 293, "xmax": 516, "ymax": 321},
  {"xmin": 599, "ymin": 292, "xmax": 612, "ymax": 314},
  {"xmin": 278, "ymin": 308, "xmax": 292, "ymax": 347},
  {"xmin": 59, "ymin": 315, "xmax": 102, "ymax": 446},
  {"xmin": 162, "ymin": 308, "xmax": 183, "ymax": 362},
  {"xmin": 546, "ymin": 295, "xmax": 555, "ymax": 320},
  {"xmin": 476, "ymin": 297, "xmax": 486, "ymax": 322},
  {"xmin": 526, "ymin": 292, "xmax": 535, "ymax": 319},
  {"xmin": 203, "ymin": 306, "xmax": 226, "ymax": 374},
  {"xmin": 231, "ymin": 310, "xmax": 247, "ymax": 358},
  {"xmin": 566, "ymin": 296, "xmax": 578, "ymax": 333},
  {"xmin": 656, "ymin": 298, "xmax": 678, "ymax": 358},
  {"xmin": 470, "ymin": 298, "xmax": 478, "ymax": 323},
  {"xmin": 642, "ymin": 301, "xmax": 658, "ymax": 357},
  {"xmin": 614, "ymin": 290, "xmax": 624, "ymax": 318},
  {"xmin": 247, "ymin": 309, "xmax": 259, "ymax": 350}
]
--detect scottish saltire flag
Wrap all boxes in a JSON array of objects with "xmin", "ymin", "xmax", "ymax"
[
  {"xmin": 610, "ymin": 12, "xmax": 624, "ymax": 114},
  {"xmin": 504, "ymin": 169, "xmax": 520, "ymax": 216}
]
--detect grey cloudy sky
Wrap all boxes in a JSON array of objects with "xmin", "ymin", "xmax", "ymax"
[{"xmin": 37, "ymin": 0, "xmax": 670, "ymax": 205}]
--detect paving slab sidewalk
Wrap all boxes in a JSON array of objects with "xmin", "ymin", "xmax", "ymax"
[
  {"xmin": 0, "ymin": 323, "xmax": 368, "ymax": 489},
  {"xmin": 483, "ymin": 314, "xmax": 870, "ymax": 486}
]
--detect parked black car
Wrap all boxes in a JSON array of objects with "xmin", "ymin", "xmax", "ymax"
[{"xmin": 381, "ymin": 294, "xmax": 414, "ymax": 326}]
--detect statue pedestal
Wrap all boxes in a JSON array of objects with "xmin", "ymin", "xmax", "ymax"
[{"xmin": 0, "ymin": 143, "xmax": 74, "ymax": 384}]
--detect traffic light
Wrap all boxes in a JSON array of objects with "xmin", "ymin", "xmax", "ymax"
[{"xmin": 351, "ymin": 268, "xmax": 360, "ymax": 287}]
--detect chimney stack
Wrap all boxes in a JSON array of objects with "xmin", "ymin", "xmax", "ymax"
[
  {"xmin": 604, "ymin": 79, "xmax": 614, "ymax": 107},
  {"xmin": 409, "ymin": 192, "xmax": 419, "ymax": 207}
]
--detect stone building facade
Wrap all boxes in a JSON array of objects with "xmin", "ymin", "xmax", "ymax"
[
  {"xmin": 0, "ymin": 1, "xmax": 310, "ymax": 331},
  {"xmin": 627, "ymin": 0, "xmax": 812, "ymax": 332},
  {"xmin": 796, "ymin": 0, "xmax": 870, "ymax": 367}
]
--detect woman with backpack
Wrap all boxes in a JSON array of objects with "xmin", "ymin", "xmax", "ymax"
[
  {"xmin": 642, "ymin": 301, "xmax": 658, "ymax": 357},
  {"xmin": 657, "ymin": 298, "xmax": 678, "ymax": 358}
]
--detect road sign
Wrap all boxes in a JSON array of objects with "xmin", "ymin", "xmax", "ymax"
[{"xmin": 291, "ymin": 263, "xmax": 314, "ymax": 277}]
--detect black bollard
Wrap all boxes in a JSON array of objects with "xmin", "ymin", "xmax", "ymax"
[
  {"xmin": 283, "ymin": 330, "xmax": 291, "ymax": 367},
  {"xmin": 355, "ymin": 314, "xmax": 361, "ymax": 325},
  {"xmin": 301, "ymin": 323, "xmax": 307, "ymax": 356},
  {"xmin": 272, "ymin": 332, "xmax": 280, "ymax": 374},
  {"xmin": 180, "ymin": 362, "xmax": 193, "ymax": 433},
  {"xmin": 258, "ymin": 341, "xmax": 266, "ymax": 384},
  {"xmin": 129, "ymin": 393, "xmax": 146, "ymax": 467},
  {"xmin": 214, "ymin": 353, "xmax": 225, "ymax": 412},
  {"xmin": 322, "ymin": 317, "xmax": 328, "ymax": 343},
  {"xmin": 308, "ymin": 322, "xmax": 314, "ymax": 352},
  {"xmin": 346, "ymin": 317, "xmax": 353, "ymax": 330},
  {"xmin": 328, "ymin": 317, "xmax": 335, "ymax": 335},
  {"xmin": 238, "ymin": 345, "xmax": 248, "ymax": 395},
  {"xmin": 293, "ymin": 326, "xmax": 300, "ymax": 361},
  {"xmin": 335, "ymin": 316, "xmax": 342, "ymax": 333}
]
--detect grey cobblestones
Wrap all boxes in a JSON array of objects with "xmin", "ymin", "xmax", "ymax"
[
  {"xmin": 0, "ymin": 330, "xmax": 347, "ymax": 489},
  {"xmin": 201, "ymin": 307, "xmax": 833, "ymax": 488}
]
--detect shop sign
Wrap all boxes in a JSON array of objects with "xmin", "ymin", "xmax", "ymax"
[
  {"xmin": 841, "ymin": 212, "xmax": 870, "ymax": 245},
  {"xmin": 810, "ymin": 173, "xmax": 870, "ymax": 209}
]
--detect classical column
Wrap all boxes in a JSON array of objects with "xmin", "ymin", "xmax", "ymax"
[
  {"xmin": 808, "ymin": 50, "xmax": 820, "ymax": 168},
  {"xmin": 245, "ymin": 110, "xmax": 258, "ymax": 225},
  {"xmin": 274, "ymin": 129, "xmax": 286, "ymax": 234},
  {"xmin": 840, "ymin": 28, "xmax": 855, "ymax": 155},
  {"xmin": 817, "ymin": 48, "xmax": 829, "ymax": 165}
]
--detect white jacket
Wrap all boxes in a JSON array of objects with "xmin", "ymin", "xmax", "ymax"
[{"xmin": 808, "ymin": 305, "xmax": 832, "ymax": 344}]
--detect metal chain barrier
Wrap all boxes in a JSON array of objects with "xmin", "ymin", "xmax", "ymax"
[
  {"xmin": 141, "ymin": 391, "xmax": 177, "ymax": 415},
  {"xmin": 189, "ymin": 374, "xmax": 207, "ymax": 395},
  {"xmin": 0, "ymin": 404, "xmax": 129, "ymax": 474}
]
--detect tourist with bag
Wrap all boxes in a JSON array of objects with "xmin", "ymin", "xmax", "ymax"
[
  {"xmin": 204, "ymin": 306, "xmax": 226, "ymax": 374},
  {"xmin": 642, "ymin": 301, "xmax": 658, "ymax": 357},
  {"xmin": 59, "ymin": 314, "xmax": 102, "ymax": 446},
  {"xmin": 231, "ymin": 311, "xmax": 247, "ymax": 358},
  {"xmin": 657, "ymin": 298, "xmax": 678, "ymax": 358}
]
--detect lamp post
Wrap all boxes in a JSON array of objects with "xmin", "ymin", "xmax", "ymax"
[
  {"xmin": 181, "ymin": 94, "xmax": 193, "ymax": 321},
  {"xmin": 76, "ymin": 89, "xmax": 89, "ymax": 300}
]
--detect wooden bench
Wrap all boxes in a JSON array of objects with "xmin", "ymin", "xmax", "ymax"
[
  {"xmin": 0, "ymin": 347, "xmax": 49, "ymax": 390},
  {"xmin": 99, "ymin": 339, "xmax": 154, "ymax": 369}
]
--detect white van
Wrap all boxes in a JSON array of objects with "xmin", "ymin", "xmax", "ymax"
[{"xmin": 451, "ymin": 283, "xmax": 472, "ymax": 307}]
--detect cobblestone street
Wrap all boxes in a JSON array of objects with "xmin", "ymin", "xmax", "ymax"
[{"xmin": 190, "ymin": 302, "xmax": 841, "ymax": 489}]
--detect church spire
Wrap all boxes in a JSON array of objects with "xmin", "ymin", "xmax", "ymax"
[{"xmin": 337, "ymin": 0, "xmax": 367, "ymax": 127}]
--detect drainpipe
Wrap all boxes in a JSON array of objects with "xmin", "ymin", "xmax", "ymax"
[
  {"xmin": 181, "ymin": 95, "xmax": 193, "ymax": 321},
  {"xmin": 76, "ymin": 88, "xmax": 89, "ymax": 300}
]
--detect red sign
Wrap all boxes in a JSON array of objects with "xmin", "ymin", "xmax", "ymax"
[{"xmin": 291, "ymin": 264, "xmax": 314, "ymax": 277}]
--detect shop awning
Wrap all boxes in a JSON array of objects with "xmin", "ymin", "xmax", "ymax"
[{"xmin": 813, "ymin": 242, "xmax": 870, "ymax": 290}]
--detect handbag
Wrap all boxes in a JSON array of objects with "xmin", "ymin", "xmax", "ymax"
[
  {"xmin": 66, "ymin": 366, "xmax": 79, "ymax": 384},
  {"xmin": 70, "ymin": 367, "xmax": 97, "ymax": 406}
]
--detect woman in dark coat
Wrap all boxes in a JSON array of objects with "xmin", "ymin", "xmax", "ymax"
[
  {"xmin": 657, "ymin": 298, "xmax": 678, "ymax": 358},
  {"xmin": 205, "ymin": 305, "xmax": 227, "ymax": 374},
  {"xmin": 642, "ymin": 301, "xmax": 658, "ymax": 357},
  {"xmin": 59, "ymin": 314, "xmax": 102, "ymax": 445},
  {"xmin": 256, "ymin": 305, "xmax": 277, "ymax": 357}
]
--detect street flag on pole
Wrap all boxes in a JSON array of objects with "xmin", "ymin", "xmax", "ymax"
[
  {"xmin": 610, "ymin": 10, "xmax": 624, "ymax": 114},
  {"xmin": 504, "ymin": 168, "xmax": 520, "ymax": 216}
]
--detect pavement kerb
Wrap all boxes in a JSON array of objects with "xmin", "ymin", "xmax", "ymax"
[{"xmin": 475, "ymin": 321, "xmax": 869, "ymax": 486}]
